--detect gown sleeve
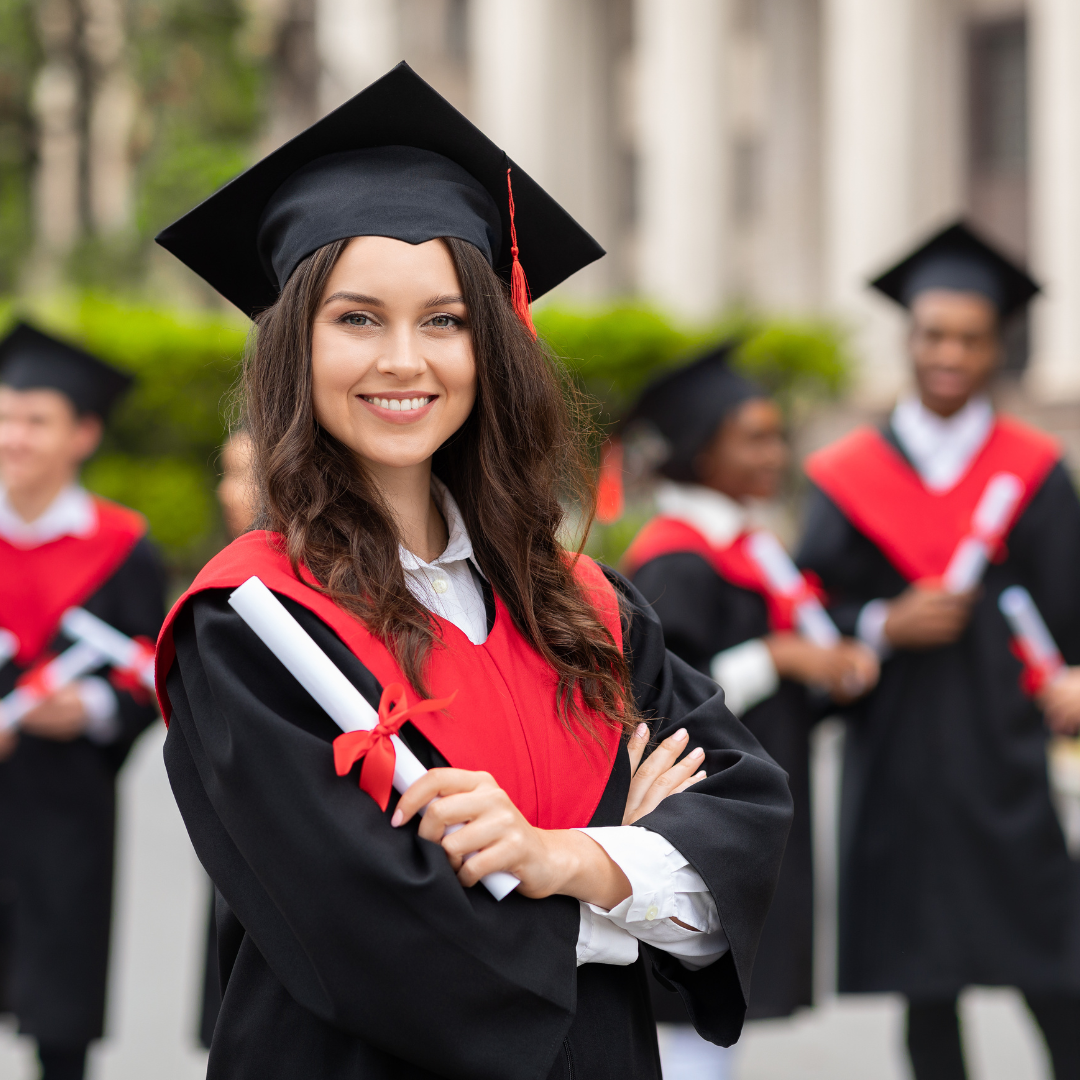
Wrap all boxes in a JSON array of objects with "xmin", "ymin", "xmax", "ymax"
[
  {"xmin": 606, "ymin": 568, "xmax": 794, "ymax": 1045},
  {"xmin": 163, "ymin": 590, "xmax": 582, "ymax": 1080}
]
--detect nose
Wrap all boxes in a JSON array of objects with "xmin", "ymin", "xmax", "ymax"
[{"xmin": 375, "ymin": 321, "xmax": 426, "ymax": 381}]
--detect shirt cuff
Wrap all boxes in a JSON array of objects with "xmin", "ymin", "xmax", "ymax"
[
  {"xmin": 710, "ymin": 637, "xmax": 779, "ymax": 717},
  {"xmin": 77, "ymin": 677, "xmax": 121, "ymax": 745},
  {"xmin": 856, "ymin": 599, "xmax": 893, "ymax": 659},
  {"xmin": 576, "ymin": 903, "xmax": 640, "ymax": 966}
]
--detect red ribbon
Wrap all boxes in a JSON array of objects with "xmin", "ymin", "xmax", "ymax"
[
  {"xmin": 16, "ymin": 655, "xmax": 56, "ymax": 700},
  {"xmin": 333, "ymin": 683, "xmax": 457, "ymax": 811},
  {"xmin": 108, "ymin": 636, "xmax": 156, "ymax": 703}
]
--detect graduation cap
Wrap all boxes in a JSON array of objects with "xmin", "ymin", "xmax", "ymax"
[
  {"xmin": 869, "ymin": 221, "xmax": 1039, "ymax": 320},
  {"xmin": 0, "ymin": 322, "xmax": 133, "ymax": 419},
  {"xmin": 155, "ymin": 62, "xmax": 605, "ymax": 324},
  {"xmin": 622, "ymin": 342, "xmax": 767, "ymax": 484}
]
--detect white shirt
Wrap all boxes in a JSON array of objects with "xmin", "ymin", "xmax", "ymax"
[
  {"xmin": 655, "ymin": 482, "xmax": 780, "ymax": 718},
  {"xmin": 855, "ymin": 396, "xmax": 995, "ymax": 656},
  {"xmin": 0, "ymin": 484, "xmax": 120, "ymax": 743},
  {"xmin": 407, "ymin": 478, "xmax": 728, "ymax": 970}
]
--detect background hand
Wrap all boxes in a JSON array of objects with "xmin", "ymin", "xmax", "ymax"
[
  {"xmin": 883, "ymin": 584, "xmax": 975, "ymax": 649},
  {"xmin": 0, "ymin": 727, "xmax": 17, "ymax": 761},
  {"xmin": 19, "ymin": 684, "xmax": 89, "ymax": 741},
  {"xmin": 765, "ymin": 634, "xmax": 880, "ymax": 701},
  {"xmin": 1038, "ymin": 668, "xmax": 1080, "ymax": 735}
]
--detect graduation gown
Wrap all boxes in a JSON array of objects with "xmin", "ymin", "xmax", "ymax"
[
  {"xmin": 0, "ymin": 499, "xmax": 165, "ymax": 1045},
  {"xmin": 797, "ymin": 419, "xmax": 1080, "ymax": 999},
  {"xmin": 157, "ymin": 531, "xmax": 793, "ymax": 1080},
  {"xmin": 628, "ymin": 524, "xmax": 815, "ymax": 1021}
]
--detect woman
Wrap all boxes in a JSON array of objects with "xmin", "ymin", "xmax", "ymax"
[
  {"xmin": 621, "ymin": 349, "xmax": 878, "ymax": 1065},
  {"xmin": 153, "ymin": 64, "xmax": 791, "ymax": 1079}
]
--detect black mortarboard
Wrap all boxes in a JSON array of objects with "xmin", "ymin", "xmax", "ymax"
[
  {"xmin": 869, "ymin": 221, "xmax": 1039, "ymax": 319},
  {"xmin": 156, "ymin": 62, "xmax": 605, "ymax": 318},
  {"xmin": 0, "ymin": 323, "xmax": 133, "ymax": 419},
  {"xmin": 622, "ymin": 343, "xmax": 767, "ymax": 483}
]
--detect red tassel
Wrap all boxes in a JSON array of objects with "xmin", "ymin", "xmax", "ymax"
[
  {"xmin": 596, "ymin": 438, "xmax": 625, "ymax": 524},
  {"xmin": 506, "ymin": 167, "xmax": 537, "ymax": 338}
]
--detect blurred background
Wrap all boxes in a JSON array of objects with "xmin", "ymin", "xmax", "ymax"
[{"xmin": 1, "ymin": 0, "xmax": 1078, "ymax": 1076}]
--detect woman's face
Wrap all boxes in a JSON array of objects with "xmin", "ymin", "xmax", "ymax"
[
  {"xmin": 694, "ymin": 398, "xmax": 788, "ymax": 501},
  {"xmin": 311, "ymin": 235, "xmax": 476, "ymax": 476}
]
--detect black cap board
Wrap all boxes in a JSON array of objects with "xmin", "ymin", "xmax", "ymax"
[
  {"xmin": 622, "ymin": 343, "xmax": 767, "ymax": 484},
  {"xmin": 869, "ymin": 220, "xmax": 1039, "ymax": 319},
  {"xmin": 155, "ymin": 62, "xmax": 605, "ymax": 317},
  {"xmin": 0, "ymin": 322, "xmax": 133, "ymax": 419}
]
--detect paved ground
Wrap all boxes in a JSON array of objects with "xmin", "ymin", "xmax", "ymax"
[{"xmin": 0, "ymin": 722, "xmax": 1057, "ymax": 1079}]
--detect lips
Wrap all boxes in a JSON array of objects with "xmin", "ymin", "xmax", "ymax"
[{"xmin": 358, "ymin": 394, "xmax": 438, "ymax": 423}]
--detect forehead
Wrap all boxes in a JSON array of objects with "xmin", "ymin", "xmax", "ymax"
[
  {"xmin": 323, "ymin": 236, "xmax": 463, "ymax": 297},
  {"xmin": 910, "ymin": 289, "xmax": 998, "ymax": 332},
  {"xmin": 0, "ymin": 384, "xmax": 79, "ymax": 420}
]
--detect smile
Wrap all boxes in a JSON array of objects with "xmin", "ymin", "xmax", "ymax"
[{"xmin": 360, "ymin": 395, "xmax": 436, "ymax": 413}]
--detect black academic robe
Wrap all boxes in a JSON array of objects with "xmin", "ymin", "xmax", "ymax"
[
  {"xmin": 797, "ymin": 428, "xmax": 1080, "ymax": 999},
  {"xmin": 162, "ymin": 569, "xmax": 793, "ymax": 1080},
  {"xmin": 0, "ymin": 536, "xmax": 166, "ymax": 1045},
  {"xmin": 632, "ymin": 552, "xmax": 814, "ymax": 1021}
]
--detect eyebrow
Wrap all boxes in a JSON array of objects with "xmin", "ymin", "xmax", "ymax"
[{"xmin": 322, "ymin": 291, "xmax": 467, "ymax": 309}]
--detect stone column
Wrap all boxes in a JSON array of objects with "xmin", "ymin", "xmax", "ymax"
[
  {"xmin": 1028, "ymin": 0, "xmax": 1080, "ymax": 401},
  {"xmin": 316, "ymin": 0, "xmax": 398, "ymax": 114},
  {"xmin": 632, "ymin": 0, "xmax": 728, "ymax": 319}
]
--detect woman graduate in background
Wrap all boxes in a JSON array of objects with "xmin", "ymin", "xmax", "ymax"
[
  {"xmin": 151, "ymin": 64, "xmax": 791, "ymax": 1080},
  {"xmin": 621, "ymin": 351, "xmax": 878, "ymax": 1073}
]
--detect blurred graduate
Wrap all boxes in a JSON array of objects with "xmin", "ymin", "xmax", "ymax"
[
  {"xmin": 0, "ymin": 325, "xmax": 166, "ymax": 1080},
  {"xmin": 151, "ymin": 64, "xmax": 792, "ymax": 1079},
  {"xmin": 796, "ymin": 223, "xmax": 1080, "ymax": 1079},
  {"xmin": 620, "ymin": 348, "xmax": 878, "ymax": 1073}
]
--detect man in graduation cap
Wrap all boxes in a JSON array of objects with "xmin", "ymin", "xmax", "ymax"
[
  {"xmin": 0, "ymin": 323, "xmax": 166, "ymax": 1080},
  {"xmin": 796, "ymin": 223, "xmax": 1080, "ymax": 1079}
]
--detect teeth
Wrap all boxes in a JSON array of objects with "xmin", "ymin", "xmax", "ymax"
[
  {"xmin": 364, "ymin": 395, "xmax": 431, "ymax": 411},
  {"xmin": 389, "ymin": 399, "xmax": 401, "ymax": 411}
]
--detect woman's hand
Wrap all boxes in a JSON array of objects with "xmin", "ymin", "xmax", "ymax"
[
  {"xmin": 1038, "ymin": 668, "xmax": 1080, "ymax": 735},
  {"xmin": 622, "ymin": 723, "xmax": 705, "ymax": 825},
  {"xmin": 765, "ymin": 634, "xmax": 880, "ymax": 702},
  {"xmin": 392, "ymin": 769, "xmax": 631, "ymax": 908},
  {"xmin": 19, "ymin": 685, "xmax": 89, "ymax": 741}
]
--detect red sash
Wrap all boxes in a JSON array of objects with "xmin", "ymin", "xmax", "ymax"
[
  {"xmin": 0, "ymin": 498, "xmax": 147, "ymax": 666},
  {"xmin": 622, "ymin": 516, "xmax": 817, "ymax": 632},
  {"xmin": 803, "ymin": 418, "xmax": 1060, "ymax": 583},
  {"xmin": 156, "ymin": 532, "xmax": 624, "ymax": 831}
]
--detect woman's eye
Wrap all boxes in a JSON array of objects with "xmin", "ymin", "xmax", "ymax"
[
  {"xmin": 427, "ymin": 314, "xmax": 458, "ymax": 329},
  {"xmin": 342, "ymin": 312, "xmax": 373, "ymax": 327}
]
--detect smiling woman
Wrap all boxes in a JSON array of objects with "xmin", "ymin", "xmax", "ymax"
[{"xmin": 150, "ymin": 63, "xmax": 792, "ymax": 1080}]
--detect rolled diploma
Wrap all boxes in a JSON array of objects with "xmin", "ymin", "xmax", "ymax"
[
  {"xmin": 0, "ymin": 629, "xmax": 18, "ymax": 669},
  {"xmin": 942, "ymin": 472, "xmax": 1023, "ymax": 594},
  {"xmin": 746, "ymin": 531, "xmax": 841, "ymax": 647},
  {"xmin": 0, "ymin": 640, "xmax": 108, "ymax": 732},
  {"xmin": 228, "ymin": 576, "xmax": 519, "ymax": 901},
  {"xmin": 998, "ymin": 586, "xmax": 1065, "ymax": 682},
  {"xmin": 61, "ymin": 607, "xmax": 156, "ymax": 691}
]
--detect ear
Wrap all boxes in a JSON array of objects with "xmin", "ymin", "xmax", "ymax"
[{"xmin": 73, "ymin": 414, "xmax": 104, "ymax": 462}]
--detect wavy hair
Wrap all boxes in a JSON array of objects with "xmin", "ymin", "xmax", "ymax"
[{"xmin": 242, "ymin": 236, "xmax": 634, "ymax": 736}]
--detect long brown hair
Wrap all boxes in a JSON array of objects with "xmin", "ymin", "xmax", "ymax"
[{"xmin": 242, "ymin": 236, "xmax": 634, "ymax": 736}]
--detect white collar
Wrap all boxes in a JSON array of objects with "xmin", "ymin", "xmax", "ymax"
[
  {"xmin": 891, "ymin": 394, "xmax": 995, "ymax": 492},
  {"xmin": 0, "ymin": 484, "xmax": 97, "ymax": 549},
  {"xmin": 398, "ymin": 476, "xmax": 479, "ymax": 573},
  {"xmin": 654, "ymin": 481, "xmax": 748, "ymax": 547}
]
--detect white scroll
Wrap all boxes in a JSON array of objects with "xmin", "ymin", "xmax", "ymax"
[
  {"xmin": 60, "ymin": 607, "xmax": 157, "ymax": 692},
  {"xmin": 942, "ymin": 472, "xmax": 1024, "ymax": 594},
  {"xmin": 0, "ymin": 640, "xmax": 108, "ymax": 732},
  {"xmin": 998, "ymin": 586, "xmax": 1065, "ymax": 688},
  {"xmin": 227, "ymin": 576, "xmax": 520, "ymax": 901},
  {"xmin": 746, "ymin": 530, "xmax": 841, "ymax": 647}
]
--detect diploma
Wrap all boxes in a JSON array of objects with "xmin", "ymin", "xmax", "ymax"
[
  {"xmin": 228, "ymin": 576, "xmax": 520, "ymax": 901},
  {"xmin": 0, "ymin": 628, "xmax": 18, "ymax": 669},
  {"xmin": 60, "ymin": 607, "xmax": 157, "ymax": 692},
  {"xmin": 0, "ymin": 639, "xmax": 108, "ymax": 732},
  {"xmin": 942, "ymin": 472, "xmax": 1023, "ymax": 594},
  {"xmin": 998, "ymin": 586, "xmax": 1065, "ymax": 690},
  {"xmin": 746, "ymin": 530, "xmax": 841, "ymax": 647}
]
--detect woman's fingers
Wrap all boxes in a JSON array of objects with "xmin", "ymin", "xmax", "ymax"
[
  {"xmin": 623, "ymin": 727, "xmax": 688, "ymax": 819},
  {"xmin": 626, "ymin": 722, "xmax": 650, "ymax": 778},
  {"xmin": 671, "ymin": 770, "xmax": 707, "ymax": 795},
  {"xmin": 624, "ymin": 745, "xmax": 706, "ymax": 824},
  {"xmin": 391, "ymin": 768, "xmax": 493, "ymax": 827}
]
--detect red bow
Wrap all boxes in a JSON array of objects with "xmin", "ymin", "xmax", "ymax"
[
  {"xmin": 108, "ymin": 636, "xmax": 156, "ymax": 704},
  {"xmin": 333, "ymin": 683, "xmax": 456, "ymax": 811}
]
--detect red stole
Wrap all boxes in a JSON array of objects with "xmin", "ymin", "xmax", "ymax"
[
  {"xmin": 803, "ymin": 417, "xmax": 1060, "ymax": 583},
  {"xmin": 156, "ymin": 532, "xmax": 624, "ymax": 831},
  {"xmin": 0, "ymin": 498, "xmax": 147, "ymax": 666},
  {"xmin": 622, "ymin": 516, "xmax": 813, "ymax": 632}
]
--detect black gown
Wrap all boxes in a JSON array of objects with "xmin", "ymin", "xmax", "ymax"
[
  {"xmin": 162, "ymin": 568, "xmax": 793, "ymax": 1080},
  {"xmin": 632, "ymin": 552, "xmax": 814, "ymax": 1021},
  {"xmin": 796, "ymin": 428, "xmax": 1080, "ymax": 999},
  {"xmin": 0, "ymin": 536, "xmax": 166, "ymax": 1045}
]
